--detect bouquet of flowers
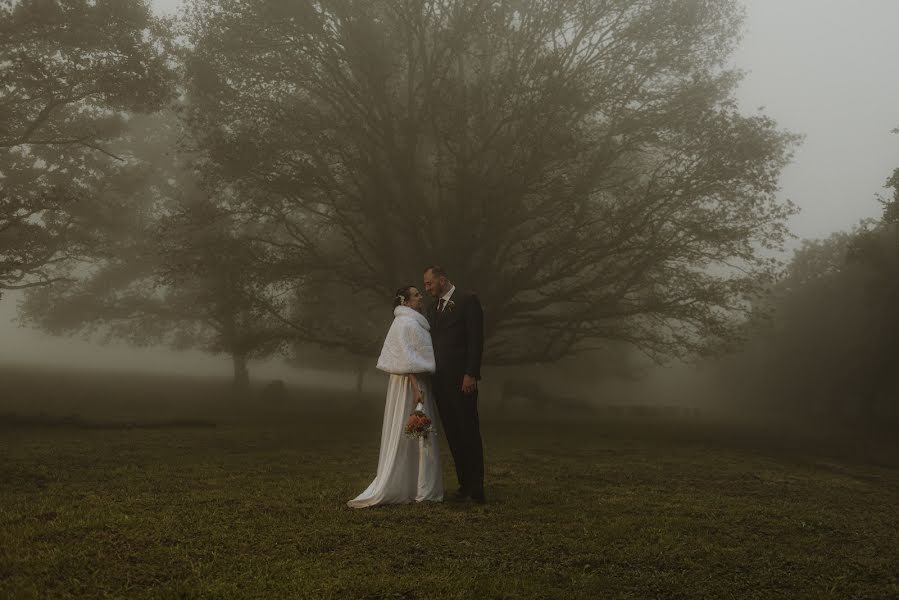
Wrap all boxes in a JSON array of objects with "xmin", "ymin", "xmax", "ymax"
[{"xmin": 403, "ymin": 402, "xmax": 434, "ymax": 440}]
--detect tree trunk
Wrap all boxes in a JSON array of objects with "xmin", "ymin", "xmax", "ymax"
[
  {"xmin": 355, "ymin": 355, "xmax": 368, "ymax": 397},
  {"xmin": 232, "ymin": 352, "xmax": 250, "ymax": 391},
  {"xmin": 355, "ymin": 367, "xmax": 365, "ymax": 395}
]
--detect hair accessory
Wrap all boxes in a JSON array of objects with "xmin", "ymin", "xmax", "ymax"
[{"xmin": 396, "ymin": 294, "xmax": 406, "ymax": 305}]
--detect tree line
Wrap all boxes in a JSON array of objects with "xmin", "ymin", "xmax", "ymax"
[{"xmin": 714, "ymin": 170, "xmax": 899, "ymax": 421}]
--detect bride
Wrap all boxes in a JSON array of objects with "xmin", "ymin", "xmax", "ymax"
[{"xmin": 347, "ymin": 285, "xmax": 444, "ymax": 508}]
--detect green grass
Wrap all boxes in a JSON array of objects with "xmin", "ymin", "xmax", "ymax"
[{"xmin": 1, "ymin": 365, "xmax": 898, "ymax": 599}]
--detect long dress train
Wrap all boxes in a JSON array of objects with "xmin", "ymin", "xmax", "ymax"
[{"xmin": 347, "ymin": 374, "xmax": 443, "ymax": 508}]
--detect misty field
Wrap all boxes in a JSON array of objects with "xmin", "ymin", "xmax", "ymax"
[{"xmin": 1, "ymin": 367, "xmax": 898, "ymax": 599}]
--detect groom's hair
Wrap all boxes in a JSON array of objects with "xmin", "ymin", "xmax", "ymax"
[{"xmin": 424, "ymin": 265, "xmax": 447, "ymax": 278}]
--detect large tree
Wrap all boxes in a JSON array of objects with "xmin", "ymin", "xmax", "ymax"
[
  {"xmin": 182, "ymin": 0, "xmax": 798, "ymax": 365},
  {"xmin": 0, "ymin": 0, "xmax": 173, "ymax": 299}
]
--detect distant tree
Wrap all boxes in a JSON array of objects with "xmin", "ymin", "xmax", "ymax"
[
  {"xmin": 881, "ymin": 166, "xmax": 899, "ymax": 225},
  {"xmin": 287, "ymin": 276, "xmax": 385, "ymax": 396},
  {"xmin": 181, "ymin": 0, "xmax": 799, "ymax": 367},
  {"xmin": 20, "ymin": 114, "xmax": 291, "ymax": 390},
  {"xmin": 0, "ymin": 0, "xmax": 174, "ymax": 299},
  {"xmin": 716, "ymin": 168, "xmax": 899, "ymax": 420},
  {"xmin": 154, "ymin": 195, "xmax": 294, "ymax": 389},
  {"xmin": 780, "ymin": 230, "xmax": 859, "ymax": 290}
]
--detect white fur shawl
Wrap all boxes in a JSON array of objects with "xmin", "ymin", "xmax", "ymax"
[{"xmin": 376, "ymin": 306, "xmax": 436, "ymax": 374}]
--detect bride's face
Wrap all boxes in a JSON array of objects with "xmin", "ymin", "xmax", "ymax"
[{"xmin": 405, "ymin": 287, "xmax": 424, "ymax": 311}]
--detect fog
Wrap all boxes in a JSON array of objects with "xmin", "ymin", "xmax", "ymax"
[
  {"xmin": 4, "ymin": 0, "xmax": 899, "ymax": 393},
  {"xmin": 732, "ymin": 0, "xmax": 899, "ymax": 241},
  {"xmin": 2, "ymin": 0, "xmax": 899, "ymax": 413}
]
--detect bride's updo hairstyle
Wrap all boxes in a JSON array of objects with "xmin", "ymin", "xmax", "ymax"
[{"xmin": 393, "ymin": 285, "xmax": 414, "ymax": 310}]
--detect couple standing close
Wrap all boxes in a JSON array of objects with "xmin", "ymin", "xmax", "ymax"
[{"xmin": 347, "ymin": 266, "xmax": 486, "ymax": 507}]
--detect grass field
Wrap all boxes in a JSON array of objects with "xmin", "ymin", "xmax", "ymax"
[{"xmin": 1, "ymin": 365, "xmax": 898, "ymax": 599}]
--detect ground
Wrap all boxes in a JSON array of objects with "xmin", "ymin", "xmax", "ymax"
[{"xmin": 1, "ymin": 366, "xmax": 898, "ymax": 599}]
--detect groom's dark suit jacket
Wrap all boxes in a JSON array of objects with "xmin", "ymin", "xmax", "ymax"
[{"xmin": 426, "ymin": 290, "xmax": 484, "ymax": 382}]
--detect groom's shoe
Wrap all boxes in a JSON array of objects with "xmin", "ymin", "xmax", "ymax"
[
  {"xmin": 469, "ymin": 489, "xmax": 486, "ymax": 504},
  {"xmin": 451, "ymin": 487, "xmax": 471, "ymax": 502}
]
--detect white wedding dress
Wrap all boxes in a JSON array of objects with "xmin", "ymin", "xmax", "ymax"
[{"xmin": 347, "ymin": 306, "xmax": 444, "ymax": 508}]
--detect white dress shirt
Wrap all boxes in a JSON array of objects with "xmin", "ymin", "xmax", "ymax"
[{"xmin": 438, "ymin": 285, "xmax": 456, "ymax": 311}]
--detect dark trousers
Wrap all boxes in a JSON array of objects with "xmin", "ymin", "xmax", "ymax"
[{"xmin": 434, "ymin": 375, "xmax": 485, "ymax": 494}]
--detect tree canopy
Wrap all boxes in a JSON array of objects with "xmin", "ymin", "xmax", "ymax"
[
  {"xmin": 182, "ymin": 0, "xmax": 799, "ymax": 365},
  {"xmin": 0, "ymin": 0, "xmax": 174, "ymax": 297}
]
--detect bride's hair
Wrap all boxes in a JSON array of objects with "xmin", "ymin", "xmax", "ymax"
[{"xmin": 393, "ymin": 285, "xmax": 414, "ymax": 309}]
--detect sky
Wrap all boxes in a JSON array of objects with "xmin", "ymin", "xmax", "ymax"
[
  {"xmin": 2, "ymin": 0, "xmax": 898, "ymax": 375},
  {"xmin": 730, "ymin": 0, "xmax": 899, "ymax": 241}
]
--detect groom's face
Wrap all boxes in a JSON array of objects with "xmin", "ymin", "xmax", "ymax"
[{"xmin": 423, "ymin": 269, "xmax": 446, "ymax": 298}]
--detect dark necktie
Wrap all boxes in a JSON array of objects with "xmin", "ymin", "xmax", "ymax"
[{"xmin": 437, "ymin": 298, "xmax": 446, "ymax": 313}]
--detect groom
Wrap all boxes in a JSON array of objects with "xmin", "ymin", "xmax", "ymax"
[{"xmin": 423, "ymin": 265, "xmax": 486, "ymax": 504}]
